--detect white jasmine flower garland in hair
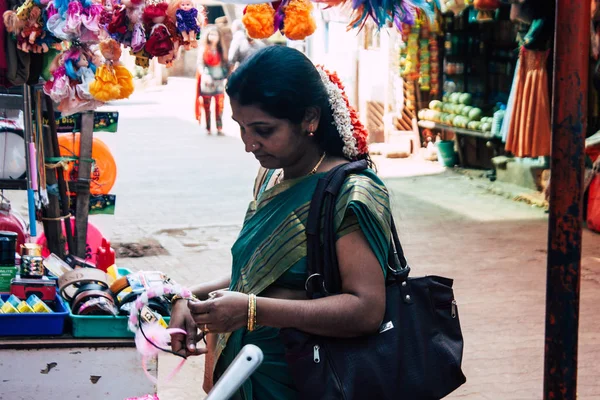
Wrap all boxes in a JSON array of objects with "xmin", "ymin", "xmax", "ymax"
[{"xmin": 316, "ymin": 65, "xmax": 369, "ymax": 159}]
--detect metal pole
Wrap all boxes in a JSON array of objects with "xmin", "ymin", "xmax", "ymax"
[{"xmin": 545, "ymin": 0, "xmax": 591, "ymax": 398}]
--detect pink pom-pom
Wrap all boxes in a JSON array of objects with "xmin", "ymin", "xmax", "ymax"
[{"xmin": 135, "ymin": 322, "xmax": 186, "ymax": 357}]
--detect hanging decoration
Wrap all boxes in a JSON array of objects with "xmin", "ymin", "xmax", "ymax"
[
  {"xmin": 42, "ymin": 45, "xmax": 105, "ymax": 116},
  {"xmin": 89, "ymin": 38, "xmax": 134, "ymax": 101},
  {"xmin": 313, "ymin": 0, "xmax": 436, "ymax": 31},
  {"xmin": 2, "ymin": 0, "xmax": 208, "ymax": 115},
  {"xmin": 242, "ymin": 0, "xmax": 316, "ymax": 41},
  {"xmin": 400, "ymin": 13, "xmax": 440, "ymax": 99},
  {"xmin": 473, "ymin": 0, "xmax": 500, "ymax": 21}
]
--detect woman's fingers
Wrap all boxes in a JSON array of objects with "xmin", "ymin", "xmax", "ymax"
[
  {"xmin": 188, "ymin": 299, "xmax": 213, "ymax": 314},
  {"xmin": 170, "ymin": 331, "xmax": 187, "ymax": 357}
]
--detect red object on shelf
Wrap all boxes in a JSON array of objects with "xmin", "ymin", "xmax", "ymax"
[
  {"xmin": 0, "ymin": 203, "xmax": 29, "ymax": 251},
  {"xmin": 96, "ymin": 238, "xmax": 115, "ymax": 272}
]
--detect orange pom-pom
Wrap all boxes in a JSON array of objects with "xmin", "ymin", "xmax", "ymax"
[
  {"xmin": 242, "ymin": 4, "xmax": 276, "ymax": 39},
  {"xmin": 282, "ymin": 0, "xmax": 316, "ymax": 41}
]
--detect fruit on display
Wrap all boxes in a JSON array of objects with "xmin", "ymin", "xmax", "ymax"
[
  {"xmin": 429, "ymin": 100, "xmax": 443, "ymax": 111},
  {"xmin": 418, "ymin": 92, "xmax": 495, "ymax": 133}
]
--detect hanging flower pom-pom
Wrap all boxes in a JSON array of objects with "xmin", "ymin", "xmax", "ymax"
[
  {"xmin": 282, "ymin": 0, "xmax": 316, "ymax": 41},
  {"xmin": 242, "ymin": 3, "xmax": 276, "ymax": 39}
]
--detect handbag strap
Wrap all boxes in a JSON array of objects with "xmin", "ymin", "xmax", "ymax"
[{"xmin": 305, "ymin": 160, "xmax": 409, "ymax": 299}]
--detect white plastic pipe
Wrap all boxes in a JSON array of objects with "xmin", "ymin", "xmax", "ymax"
[{"xmin": 206, "ymin": 344, "xmax": 264, "ymax": 400}]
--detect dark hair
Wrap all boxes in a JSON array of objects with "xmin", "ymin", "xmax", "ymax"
[
  {"xmin": 204, "ymin": 26, "xmax": 227, "ymax": 64},
  {"xmin": 226, "ymin": 46, "xmax": 368, "ymax": 162}
]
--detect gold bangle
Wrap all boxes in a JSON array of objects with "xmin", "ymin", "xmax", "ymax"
[
  {"xmin": 248, "ymin": 294, "xmax": 256, "ymax": 332},
  {"xmin": 171, "ymin": 294, "xmax": 198, "ymax": 305}
]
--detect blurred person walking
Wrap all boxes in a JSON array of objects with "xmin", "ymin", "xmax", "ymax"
[{"xmin": 195, "ymin": 26, "xmax": 229, "ymax": 135}]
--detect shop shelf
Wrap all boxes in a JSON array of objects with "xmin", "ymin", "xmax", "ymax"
[{"xmin": 0, "ymin": 294, "xmax": 69, "ymax": 336}]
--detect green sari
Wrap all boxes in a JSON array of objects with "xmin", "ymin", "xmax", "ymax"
[{"xmin": 213, "ymin": 167, "xmax": 392, "ymax": 400}]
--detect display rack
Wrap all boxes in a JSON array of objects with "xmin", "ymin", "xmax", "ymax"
[{"xmin": 0, "ymin": 85, "xmax": 95, "ymax": 259}]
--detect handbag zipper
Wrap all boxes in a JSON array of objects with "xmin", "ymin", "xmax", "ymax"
[
  {"xmin": 438, "ymin": 299, "xmax": 458, "ymax": 319},
  {"xmin": 313, "ymin": 345, "xmax": 321, "ymax": 363}
]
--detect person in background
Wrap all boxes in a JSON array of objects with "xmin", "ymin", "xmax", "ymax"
[
  {"xmin": 228, "ymin": 20, "xmax": 267, "ymax": 71},
  {"xmin": 195, "ymin": 26, "xmax": 229, "ymax": 135}
]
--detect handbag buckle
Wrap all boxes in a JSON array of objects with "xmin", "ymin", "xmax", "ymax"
[{"xmin": 305, "ymin": 273, "xmax": 329, "ymax": 295}]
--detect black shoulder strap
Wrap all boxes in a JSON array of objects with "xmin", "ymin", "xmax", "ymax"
[{"xmin": 305, "ymin": 160, "xmax": 409, "ymax": 299}]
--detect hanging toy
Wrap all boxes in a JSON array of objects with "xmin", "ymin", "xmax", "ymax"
[
  {"xmin": 43, "ymin": 47, "xmax": 104, "ymax": 116},
  {"xmin": 2, "ymin": 10, "xmax": 26, "ymax": 51},
  {"xmin": 242, "ymin": 3, "xmax": 275, "ymax": 40},
  {"xmin": 143, "ymin": 2, "xmax": 174, "ymax": 57},
  {"xmin": 169, "ymin": 0, "xmax": 201, "ymax": 50},
  {"xmin": 127, "ymin": 284, "xmax": 196, "ymax": 383},
  {"xmin": 20, "ymin": 5, "xmax": 46, "ymax": 53},
  {"xmin": 89, "ymin": 38, "xmax": 134, "ymax": 101}
]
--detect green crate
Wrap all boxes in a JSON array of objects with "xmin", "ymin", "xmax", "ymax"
[
  {"xmin": 69, "ymin": 267, "xmax": 170, "ymax": 338},
  {"xmin": 0, "ymin": 266, "xmax": 17, "ymax": 292},
  {"xmin": 70, "ymin": 313, "xmax": 171, "ymax": 338}
]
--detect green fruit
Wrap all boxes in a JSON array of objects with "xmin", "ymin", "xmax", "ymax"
[
  {"xmin": 455, "ymin": 104, "xmax": 465, "ymax": 115},
  {"xmin": 429, "ymin": 100, "xmax": 443, "ymax": 111},
  {"xmin": 418, "ymin": 109, "xmax": 427, "ymax": 120},
  {"xmin": 442, "ymin": 103, "xmax": 451, "ymax": 113},
  {"xmin": 467, "ymin": 121, "xmax": 480, "ymax": 130},
  {"xmin": 481, "ymin": 122, "xmax": 492, "ymax": 132},
  {"xmin": 468, "ymin": 108, "xmax": 483, "ymax": 121},
  {"xmin": 459, "ymin": 93, "xmax": 472, "ymax": 105},
  {"xmin": 461, "ymin": 106, "xmax": 473, "ymax": 117},
  {"xmin": 449, "ymin": 93, "xmax": 460, "ymax": 104}
]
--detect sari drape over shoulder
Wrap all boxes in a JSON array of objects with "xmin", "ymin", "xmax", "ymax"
[{"xmin": 211, "ymin": 168, "xmax": 392, "ymax": 400}]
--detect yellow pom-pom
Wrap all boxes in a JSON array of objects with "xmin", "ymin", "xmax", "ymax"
[
  {"xmin": 282, "ymin": 0, "xmax": 316, "ymax": 41},
  {"xmin": 89, "ymin": 65, "xmax": 121, "ymax": 102},
  {"xmin": 114, "ymin": 65, "xmax": 134, "ymax": 99},
  {"xmin": 242, "ymin": 4, "xmax": 275, "ymax": 39}
]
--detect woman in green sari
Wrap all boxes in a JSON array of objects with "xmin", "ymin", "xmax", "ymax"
[{"xmin": 169, "ymin": 46, "xmax": 392, "ymax": 399}]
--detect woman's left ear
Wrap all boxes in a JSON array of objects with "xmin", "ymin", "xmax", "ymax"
[{"xmin": 303, "ymin": 107, "xmax": 321, "ymax": 135}]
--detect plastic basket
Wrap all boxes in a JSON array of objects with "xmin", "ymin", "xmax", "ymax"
[
  {"xmin": 69, "ymin": 268, "xmax": 170, "ymax": 338},
  {"xmin": 0, "ymin": 294, "xmax": 69, "ymax": 336}
]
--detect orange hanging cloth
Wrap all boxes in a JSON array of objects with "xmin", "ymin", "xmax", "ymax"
[{"xmin": 505, "ymin": 48, "xmax": 552, "ymax": 158}]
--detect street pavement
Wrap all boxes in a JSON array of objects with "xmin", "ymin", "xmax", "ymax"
[{"xmin": 47, "ymin": 77, "xmax": 600, "ymax": 399}]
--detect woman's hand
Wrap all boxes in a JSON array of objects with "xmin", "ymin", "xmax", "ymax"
[
  {"xmin": 188, "ymin": 291, "xmax": 248, "ymax": 334},
  {"xmin": 169, "ymin": 300, "xmax": 208, "ymax": 358}
]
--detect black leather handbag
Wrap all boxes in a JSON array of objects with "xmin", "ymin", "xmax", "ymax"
[{"xmin": 279, "ymin": 161, "xmax": 466, "ymax": 400}]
